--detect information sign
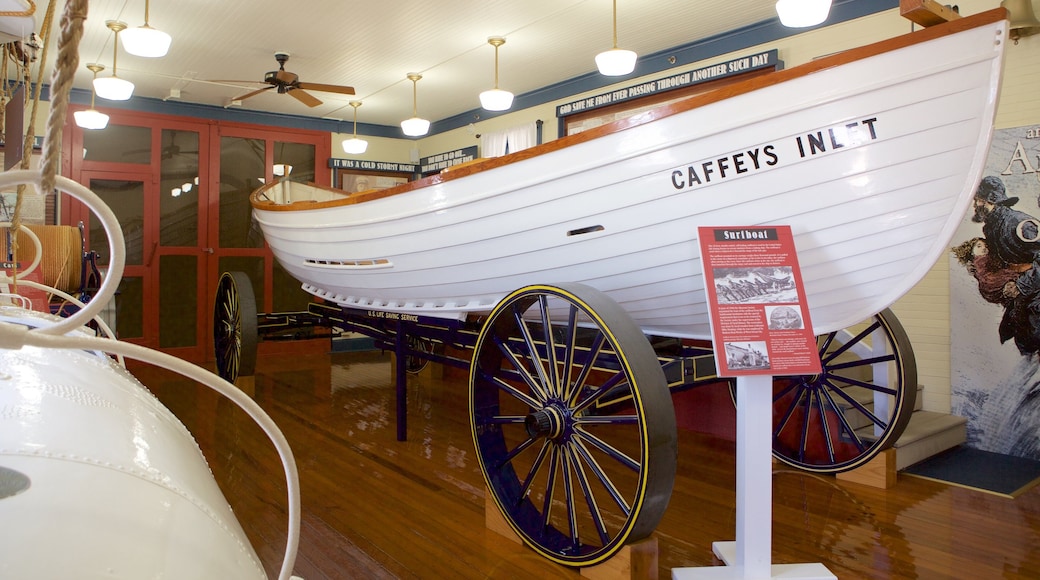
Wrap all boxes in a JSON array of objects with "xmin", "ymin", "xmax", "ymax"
[{"xmin": 698, "ymin": 225, "xmax": 821, "ymax": 377}]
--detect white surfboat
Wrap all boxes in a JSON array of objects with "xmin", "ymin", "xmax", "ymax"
[{"xmin": 252, "ymin": 9, "xmax": 1007, "ymax": 340}]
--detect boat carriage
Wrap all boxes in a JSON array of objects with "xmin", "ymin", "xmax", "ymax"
[{"xmin": 237, "ymin": 9, "xmax": 1008, "ymax": 568}]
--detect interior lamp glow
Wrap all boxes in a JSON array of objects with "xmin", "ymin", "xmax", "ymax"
[
  {"xmin": 341, "ymin": 101, "xmax": 369, "ymax": 154},
  {"xmin": 776, "ymin": 0, "xmax": 832, "ymax": 28},
  {"xmin": 479, "ymin": 37, "xmax": 514, "ymax": 111},
  {"xmin": 596, "ymin": 0, "xmax": 637, "ymax": 76},
  {"xmin": 93, "ymin": 75, "xmax": 135, "ymax": 101},
  {"xmin": 400, "ymin": 73, "xmax": 430, "ymax": 137},
  {"xmin": 74, "ymin": 109, "xmax": 109, "ymax": 130},
  {"xmin": 121, "ymin": 25, "xmax": 171, "ymax": 58},
  {"xmin": 121, "ymin": 0, "xmax": 171, "ymax": 58},
  {"xmin": 94, "ymin": 21, "xmax": 135, "ymax": 101},
  {"xmin": 74, "ymin": 63, "xmax": 110, "ymax": 130}
]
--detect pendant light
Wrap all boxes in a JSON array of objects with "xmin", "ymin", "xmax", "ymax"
[
  {"xmin": 595, "ymin": 0, "xmax": 637, "ymax": 76},
  {"xmin": 479, "ymin": 37, "xmax": 514, "ymax": 111},
  {"xmin": 74, "ymin": 63, "xmax": 110, "ymax": 130},
  {"xmin": 400, "ymin": 73, "xmax": 430, "ymax": 137},
  {"xmin": 342, "ymin": 101, "xmax": 369, "ymax": 154},
  {"xmin": 776, "ymin": 0, "xmax": 832, "ymax": 28},
  {"xmin": 93, "ymin": 21, "xmax": 135, "ymax": 101},
  {"xmin": 121, "ymin": 0, "xmax": 171, "ymax": 57}
]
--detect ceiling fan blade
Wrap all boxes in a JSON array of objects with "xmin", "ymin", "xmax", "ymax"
[
  {"xmin": 232, "ymin": 86, "xmax": 276, "ymax": 102},
  {"xmin": 296, "ymin": 82, "xmax": 355, "ymax": 95},
  {"xmin": 205, "ymin": 79, "xmax": 266, "ymax": 85},
  {"xmin": 274, "ymin": 70, "xmax": 298, "ymax": 84},
  {"xmin": 288, "ymin": 88, "xmax": 322, "ymax": 107}
]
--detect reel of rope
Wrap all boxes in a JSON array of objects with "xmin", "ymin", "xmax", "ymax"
[{"xmin": 0, "ymin": 223, "xmax": 80, "ymax": 293}]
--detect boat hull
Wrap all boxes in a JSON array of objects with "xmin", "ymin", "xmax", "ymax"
[{"xmin": 254, "ymin": 13, "xmax": 1006, "ymax": 340}]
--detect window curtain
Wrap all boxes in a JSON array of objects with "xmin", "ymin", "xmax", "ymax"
[{"xmin": 480, "ymin": 122, "xmax": 539, "ymax": 158}]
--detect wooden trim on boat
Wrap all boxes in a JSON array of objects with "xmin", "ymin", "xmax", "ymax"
[{"xmin": 252, "ymin": 7, "xmax": 1007, "ymax": 213}]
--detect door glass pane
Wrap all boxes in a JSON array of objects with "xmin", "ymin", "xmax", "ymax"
[
  {"xmin": 89, "ymin": 179, "xmax": 145, "ymax": 266},
  {"xmin": 83, "ymin": 125, "xmax": 151, "ymax": 164},
  {"xmin": 273, "ymin": 258, "xmax": 312, "ymax": 312},
  {"xmin": 159, "ymin": 255, "xmax": 197, "ymax": 348},
  {"xmin": 115, "ymin": 276, "xmax": 143, "ymax": 339},
  {"xmin": 218, "ymin": 256, "xmax": 265, "ymax": 311},
  {"xmin": 219, "ymin": 136, "xmax": 265, "ymax": 249},
  {"xmin": 160, "ymin": 130, "xmax": 200, "ymax": 247},
  {"xmin": 274, "ymin": 141, "xmax": 316, "ymax": 184}
]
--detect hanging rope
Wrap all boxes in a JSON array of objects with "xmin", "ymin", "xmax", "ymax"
[
  {"xmin": 38, "ymin": 0, "xmax": 85, "ymax": 194},
  {"xmin": 9, "ymin": 0, "xmax": 62, "ymax": 285}
]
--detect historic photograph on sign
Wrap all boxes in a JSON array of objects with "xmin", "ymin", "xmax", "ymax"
[
  {"xmin": 712, "ymin": 266, "xmax": 797, "ymax": 304},
  {"xmin": 724, "ymin": 340, "xmax": 771, "ymax": 371}
]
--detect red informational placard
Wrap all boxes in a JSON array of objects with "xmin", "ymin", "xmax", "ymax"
[{"xmin": 698, "ymin": 225, "xmax": 821, "ymax": 377}]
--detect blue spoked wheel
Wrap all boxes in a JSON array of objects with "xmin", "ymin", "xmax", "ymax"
[
  {"xmin": 213, "ymin": 271, "xmax": 257, "ymax": 383},
  {"xmin": 767, "ymin": 308, "xmax": 917, "ymax": 473},
  {"xmin": 470, "ymin": 283, "xmax": 677, "ymax": 567}
]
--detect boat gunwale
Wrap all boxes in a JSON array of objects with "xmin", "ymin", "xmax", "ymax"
[{"xmin": 250, "ymin": 8, "xmax": 1007, "ymax": 213}]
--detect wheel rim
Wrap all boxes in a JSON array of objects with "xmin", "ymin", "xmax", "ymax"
[
  {"xmin": 768, "ymin": 308, "xmax": 917, "ymax": 473},
  {"xmin": 470, "ymin": 283, "xmax": 676, "ymax": 567},
  {"xmin": 213, "ymin": 271, "xmax": 258, "ymax": 382},
  {"xmin": 406, "ymin": 336, "xmax": 432, "ymax": 375}
]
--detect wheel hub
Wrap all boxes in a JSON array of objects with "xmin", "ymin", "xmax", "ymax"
[{"xmin": 525, "ymin": 405, "xmax": 565, "ymax": 440}]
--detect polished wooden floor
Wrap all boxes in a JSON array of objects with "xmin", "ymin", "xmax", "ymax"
[{"xmin": 133, "ymin": 348, "xmax": 1040, "ymax": 579}]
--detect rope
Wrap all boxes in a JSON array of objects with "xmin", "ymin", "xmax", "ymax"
[
  {"xmin": 0, "ymin": 0, "xmax": 34, "ymax": 18},
  {"xmin": 39, "ymin": 0, "xmax": 86, "ymax": 195},
  {"xmin": 0, "ymin": 225, "xmax": 80, "ymax": 291},
  {"xmin": 9, "ymin": 0, "xmax": 58, "ymax": 287}
]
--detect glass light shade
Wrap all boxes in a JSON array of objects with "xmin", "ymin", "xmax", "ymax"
[
  {"xmin": 93, "ymin": 75, "xmax": 135, "ymax": 100},
  {"xmin": 341, "ymin": 137, "xmax": 369, "ymax": 154},
  {"xmin": 401, "ymin": 117, "xmax": 431, "ymax": 137},
  {"xmin": 595, "ymin": 48, "xmax": 637, "ymax": 76},
  {"xmin": 74, "ymin": 108, "xmax": 109, "ymax": 129},
  {"xmin": 776, "ymin": 0, "xmax": 831, "ymax": 28},
  {"xmin": 479, "ymin": 88, "xmax": 514, "ymax": 111},
  {"xmin": 120, "ymin": 25, "xmax": 171, "ymax": 57}
]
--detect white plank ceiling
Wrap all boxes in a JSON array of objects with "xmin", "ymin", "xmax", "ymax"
[{"xmin": 35, "ymin": 0, "xmax": 790, "ymax": 128}]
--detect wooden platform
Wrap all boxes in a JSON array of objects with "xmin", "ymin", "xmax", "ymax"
[{"xmin": 132, "ymin": 350, "xmax": 1040, "ymax": 579}]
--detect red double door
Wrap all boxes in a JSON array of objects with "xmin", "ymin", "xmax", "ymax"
[{"xmin": 64, "ymin": 112, "xmax": 330, "ymax": 363}]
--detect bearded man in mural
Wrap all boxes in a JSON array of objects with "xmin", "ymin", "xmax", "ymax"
[{"xmin": 968, "ymin": 175, "xmax": 1040, "ymax": 356}]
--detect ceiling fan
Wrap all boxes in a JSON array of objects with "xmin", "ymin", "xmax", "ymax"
[{"xmin": 227, "ymin": 52, "xmax": 355, "ymax": 107}]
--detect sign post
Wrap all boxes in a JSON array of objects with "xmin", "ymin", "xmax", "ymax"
[{"xmin": 672, "ymin": 225, "xmax": 834, "ymax": 580}]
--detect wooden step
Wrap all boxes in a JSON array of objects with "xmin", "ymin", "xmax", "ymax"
[{"xmin": 891, "ymin": 410, "xmax": 967, "ymax": 470}]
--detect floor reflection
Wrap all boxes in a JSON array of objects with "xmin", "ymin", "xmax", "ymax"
[{"xmin": 131, "ymin": 350, "xmax": 1040, "ymax": 579}]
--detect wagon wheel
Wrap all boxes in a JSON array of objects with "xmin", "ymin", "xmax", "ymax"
[
  {"xmin": 213, "ymin": 271, "xmax": 258, "ymax": 383},
  {"xmin": 406, "ymin": 336, "xmax": 433, "ymax": 374},
  {"xmin": 748, "ymin": 308, "xmax": 917, "ymax": 473},
  {"xmin": 470, "ymin": 283, "xmax": 677, "ymax": 567}
]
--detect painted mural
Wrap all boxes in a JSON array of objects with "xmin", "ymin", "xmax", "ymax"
[{"xmin": 951, "ymin": 124, "xmax": 1040, "ymax": 460}]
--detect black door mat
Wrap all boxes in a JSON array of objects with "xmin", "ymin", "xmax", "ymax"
[{"xmin": 903, "ymin": 446, "xmax": 1040, "ymax": 498}]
